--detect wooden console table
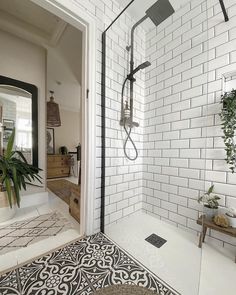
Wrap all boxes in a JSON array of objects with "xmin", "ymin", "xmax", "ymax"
[{"xmin": 197, "ymin": 215, "xmax": 236, "ymax": 262}]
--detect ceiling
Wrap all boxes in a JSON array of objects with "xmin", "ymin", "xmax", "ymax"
[
  {"xmin": 0, "ymin": 0, "xmax": 67, "ymax": 47},
  {"xmin": 116, "ymin": 0, "xmax": 192, "ymax": 29}
]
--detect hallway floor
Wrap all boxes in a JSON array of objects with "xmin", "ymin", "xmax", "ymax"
[
  {"xmin": 0, "ymin": 190, "xmax": 80, "ymax": 274},
  {"xmin": 106, "ymin": 212, "xmax": 236, "ymax": 295},
  {"xmin": 47, "ymin": 176, "xmax": 79, "ymax": 185}
]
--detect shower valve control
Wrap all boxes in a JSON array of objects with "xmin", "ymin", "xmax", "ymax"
[{"xmin": 120, "ymin": 118, "xmax": 139, "ymax": 128}]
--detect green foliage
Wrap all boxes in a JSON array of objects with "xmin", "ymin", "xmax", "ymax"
[
  {"xmin": 0, "ymin": 128, "xmax": 42, "ymax": 208},
  {"xmin": 220, "ymin": 89, "xmax": 236, "ymax": 173},
  {"xmin": 198, "ymin": 185, "xmax": 221, "ymax": 209}
]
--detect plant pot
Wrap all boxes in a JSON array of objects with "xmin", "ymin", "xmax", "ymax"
[
  {"xmin": 204, "ymin": 206, "xmax": 218, "ymax": 220},
  {"xmin": 226, "ymin": 214, "xmax": 236, "ymax": 228},
  {"xmin": 0, "ymin": 191, "xmax": 16, "ymax": 223}
]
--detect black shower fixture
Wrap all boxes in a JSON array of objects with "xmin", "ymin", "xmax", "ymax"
[
  {"xmin": 146, "ymin": 0, "xmax": 175, "ymax": 26},
  {"xmin": 120, "ymin": 0, "xmax": 175, "ymax": 130},
  {"xmin": 127, "ymin": 61, "xmax": 151, "ymax": 81},
  {"xmin": 120, "ymin": 0, "xmax": 175, "ymax": 161},
  {"xmin": 219, "ymin": 0, "xmax": 229, "ymax": 22}
]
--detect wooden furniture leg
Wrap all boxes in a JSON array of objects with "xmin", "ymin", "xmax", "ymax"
[
  {"xmin": 202, "ymin": 225, "xmax": 207, "ymax": 242},
  {"xmin": 198, "ymin": 226, "xmax": 207, "ymax": 248}
]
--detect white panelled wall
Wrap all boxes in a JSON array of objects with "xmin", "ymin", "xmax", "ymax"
[{"xmin": 144, "ymin": 0, "xmax": 236, "ymax": 249}]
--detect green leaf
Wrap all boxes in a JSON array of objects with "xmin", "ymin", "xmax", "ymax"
[
  {"xmin": 4, "ymin": 128, "xmax": 15, "ymax": 159},
  {"xmin": 12, "ymin": 151, "xmax": 27, "ymax": 163},
  {"xmin": 5, "ymin": 178, "xmax": 12, "ymax": 208},
  {"xmin": 207, "ymin": 185, "xmax": 214, "ymax": 195},
  {"xmin": 12, "ymin": 166, "xmax": 20, "ymax": 208}
]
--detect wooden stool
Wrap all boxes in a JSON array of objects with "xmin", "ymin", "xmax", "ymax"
[{"xmin": 197, "ymin": 215, "xmax": 236, "ymax": 263}]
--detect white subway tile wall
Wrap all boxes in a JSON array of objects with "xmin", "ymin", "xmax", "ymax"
[
  {"xmin": 67, "ymin": 0, "xmax": 144, "ymax": 232},
  {"xmin": 71, "ymin": 0, "xmax": 236, "ymax": 248},
  {"xmin": 144, "ymin": 0, "xmax": 236, "ymax": 247},
  {"xmin": 103, "ymin": 11, "xmax": 146, "ymax": 226}
]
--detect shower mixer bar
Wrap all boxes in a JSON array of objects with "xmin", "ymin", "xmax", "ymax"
[
  {"xmin": 120, "ymin": 0, "xmax": 175, "ymax": 129},
  {"xmin": 120, "ymin": 15, "xmax": 149, "ymax": 128},
  {"xmin": 120, "ymin": 0, "xmax": 175, "ymax": 161}
]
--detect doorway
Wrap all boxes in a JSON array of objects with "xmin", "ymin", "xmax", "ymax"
[
  {"xmin": 45, "ymin": 22, "xmax": 83, "ymax": 227},
  {"xmin": 33, "ymin": 0, "xmax": 97, "ymax": 237},
  {"xmin": 0, "ymin": 0, "xmax": 96, "ymax": 273}
]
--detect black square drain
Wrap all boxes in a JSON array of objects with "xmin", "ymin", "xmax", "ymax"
[{"xmin": 145, "ymin": 234, "xmax": 167, "ymax": 248}]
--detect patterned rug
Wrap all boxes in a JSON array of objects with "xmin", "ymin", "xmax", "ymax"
[
  {"xmin": 0, "ymin": 233, "xmax": 180, "ymax": 295},
  {"xmin": 47, "ymin": 179, "xmax": 80, "ymax": 205},
  {"xmin": 0, "ymin": 212, "xmax": 72, "ymax": 255}
]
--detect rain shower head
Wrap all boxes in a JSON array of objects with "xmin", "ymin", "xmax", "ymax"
[{"xmin": 145, "ymin": 0, "xmax": 175, "ymax": 27}]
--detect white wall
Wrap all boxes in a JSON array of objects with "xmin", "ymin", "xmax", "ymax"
[
  {"xmin": 47, "ymin": 24, "xmax": 82, "ymax": 112},
  {"xmin": 144, "ymin": 0, "xmax": 236, "ymax": 248},
  {"xmin": 6, "ymin": 0, "xmax": 234, "ymax": 242},
  {"xmin": 0, "ymin": 29, "xmax": 46, "ymax": 192},
  {"xmin": 47, "ymin": 24, "xmax": 82, "ymax": 157},
  {"xmin": 57, "ymin": 25, "xmax": 82, "ymax": 85},
  {"xmin": 48, "ymin": 0, "xmax": 147, "ymax": 231},
  {"xmin": 35, "ymin": 0, "xmax": 236, "ymax": 240},
  {"xmin": 102, "ymin": 8, "xmax": 146, "ymax": 227},
  {"xmin": 54, "ymin": 109, "xmax": 80, "ymax": 152}
]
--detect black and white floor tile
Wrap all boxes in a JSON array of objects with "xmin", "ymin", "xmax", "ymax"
[{"xmin": 0, "ymin": 233, "xmax": 180, "ymax": 295}]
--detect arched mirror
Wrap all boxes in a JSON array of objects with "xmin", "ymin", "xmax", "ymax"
[{"xmin": 0, "ymin": 75, "xmax": 38, "ymax": 167}]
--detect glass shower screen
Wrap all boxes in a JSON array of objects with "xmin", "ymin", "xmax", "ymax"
[{"xmin": 102, "ymin": 1, "xmax": 208, "ymax": 294}]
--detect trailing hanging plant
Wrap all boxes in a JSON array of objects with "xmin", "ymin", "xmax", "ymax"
[{"xmin": 220, "ymin": 89, "xmax": 236, "ymax": 173}]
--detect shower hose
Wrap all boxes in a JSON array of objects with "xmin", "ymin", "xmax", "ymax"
[{"xmin": 121, "ymin": 78, "xmax": 138, "ymax": 161}]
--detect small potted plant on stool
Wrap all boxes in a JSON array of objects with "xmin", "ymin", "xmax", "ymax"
[{"xmin": 198, "ymin": 185, "xmax": 221, "ymax": 220}]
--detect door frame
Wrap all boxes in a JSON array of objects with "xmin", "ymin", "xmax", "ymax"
[{"xmin": 32, "ymin": 0, "xmax": 97, "ymax": 235}]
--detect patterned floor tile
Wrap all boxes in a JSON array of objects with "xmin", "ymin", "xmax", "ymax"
[{"xmin": 0, "ymin": 233, "xmax": 180, "ymax": 295}]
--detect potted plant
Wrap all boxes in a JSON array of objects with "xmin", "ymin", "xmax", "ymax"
[
  {"xmin": 226, "ymin": 207, "xmax": 236, "ymax": 228},
  {"xmin": 198, "ymin": 185, "xmax": 221, "ymax": 219},
  {"xmin": 0, "ymin": 128, "xmax": 42, "ymax": 222},
  {"xmin": 59, "ymin": 146, "xmax": 68, "ymax": 155}
]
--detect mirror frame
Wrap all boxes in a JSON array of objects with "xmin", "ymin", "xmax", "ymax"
[{"xmin": 0, "ymin": 75, "xmax": 38, "ymax": 167}]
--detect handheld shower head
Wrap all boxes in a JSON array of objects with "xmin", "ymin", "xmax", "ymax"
[
  {"xmin": 128, "ymin": 61, "xmax": 151, "ymax": 80},
  {"xmin": 137, "ymin": 61, "xmax": 151, "ymax": 70}
]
